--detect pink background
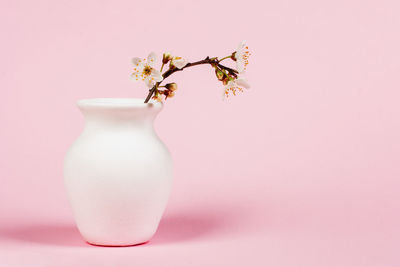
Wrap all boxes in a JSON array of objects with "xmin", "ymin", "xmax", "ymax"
[{"xmin": 1, "ymin": 0, "xmax": 400, "ymax": 266}]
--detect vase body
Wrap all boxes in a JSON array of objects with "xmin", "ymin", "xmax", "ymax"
[{"xmin": 63, "ymin": 98, "xmax": 173, "ymax": 246}]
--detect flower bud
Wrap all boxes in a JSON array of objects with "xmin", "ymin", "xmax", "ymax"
[
  {"xmin": 162, "ymin": 89, "xmax": 175, "ymax": 99},
  {"xmin": 162, "ymin": 52, "xmax": 172, "ymax": 64},
  {"xmin": 231, "ymin": 52, "xmax": 237, "ymax": 61},
  {"xmin": 167, "ymin": 90, "xmax": 175, "ymax": 98},
  {"xmin": 165, "ymin": 82, "xmax": 178, "ymax": 91},
  {"xmin": 215, "ymin": 69, "xmax": 224, "ymax": 80}
]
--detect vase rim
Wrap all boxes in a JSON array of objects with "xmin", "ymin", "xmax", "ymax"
[{"xmin": 77, "ymin": 98, "xmax": 162, "ymax": 109}]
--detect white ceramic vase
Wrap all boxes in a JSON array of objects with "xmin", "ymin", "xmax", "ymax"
[{"xmin": 63, "ymin": 98, "xmax": 173, "ymax": 246}]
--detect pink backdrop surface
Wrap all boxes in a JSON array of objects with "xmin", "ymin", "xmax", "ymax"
[{"xmin": 1, "ymin": 0, "xmax": 400, "ymax": 266}]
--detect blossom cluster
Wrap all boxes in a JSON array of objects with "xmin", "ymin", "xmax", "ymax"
[{"xmin": 131, "ymin": 41, "xmax": 251, "ymax": 102}]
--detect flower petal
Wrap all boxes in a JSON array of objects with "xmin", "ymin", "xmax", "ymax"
[
  {"xmin": 237, "ymin": 40, "xmax": 246, "ymax": 52},
  {"xmin": 235, "ymin": 78, "xmax": 250, "ymax": 89},
  {"xmin": 147, "ymin": 52, "xmax": 158, "ymax": 67},
  {"xmin": 151, "ymin": 69, "xmax": 163, "ymax": 82},
  {"xmin": 144, "ymin": 77, "xmax": 155, "ymax": 88},
  {"xmin": 236, "ymin": 59, "xmax": 245, "ymax": 73},
  {"xmin": 136, "ymin": 63, "xmax": 145, "ymax": 72},
  {"xmin": 132, "ymin": 57, "xmax": 141, "ymax": 66},
  {"xmin": 130, "ymin": 73, "xmax": 140, "ymax": 81},
  {"xmin": 171, "ymin": 57, "xmax": 188, "ymax": 69}
]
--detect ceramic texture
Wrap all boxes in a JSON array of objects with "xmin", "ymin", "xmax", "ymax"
[{"xmin": 63, "ymin": 98, "xmax": 173, "ymax": 246}]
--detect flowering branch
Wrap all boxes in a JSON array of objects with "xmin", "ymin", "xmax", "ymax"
[
  {"xmin": 144, "ymin": 58, "xmax": 238, "ymax": 103},
  {"xmin": 131, "ymin": 41, "xmax": 251, "ymax": 103}
]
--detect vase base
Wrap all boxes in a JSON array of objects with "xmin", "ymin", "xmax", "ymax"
[{"xmin": 86, "ymin": 240, "xmax": 150, "ymax": 247}]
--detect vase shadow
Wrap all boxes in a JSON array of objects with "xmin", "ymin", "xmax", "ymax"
[
  {"xmin": 0, "ymin": 209, "xmax": 239, "ymax": 247},
  {"xmin": 0, "ymin": 224, "xmax": 88, "ymax": 247},
  {"xmin": 151, "ymin": 209, "xmax": 236, "ymax": 245}
]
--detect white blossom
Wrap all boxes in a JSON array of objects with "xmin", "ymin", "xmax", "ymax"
[
  {"xmin": 222, "ymin": 77, "xmax": 250, "ymax": 99},
  {"xmin": 131, "ymin": 52, "xmax": 163, "ymax": 88},
  {"xmin": 171, "ymin": 56, "xmax": 188, "ymax": 69},
  {"xmin": 234, "ymin": 40, "xmax": 250, "ymax": 73}
]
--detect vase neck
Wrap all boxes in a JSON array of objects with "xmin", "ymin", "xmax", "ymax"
[{"xmin": 77, "ymin": 98, "xmax": 162, "ymax": 129}]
